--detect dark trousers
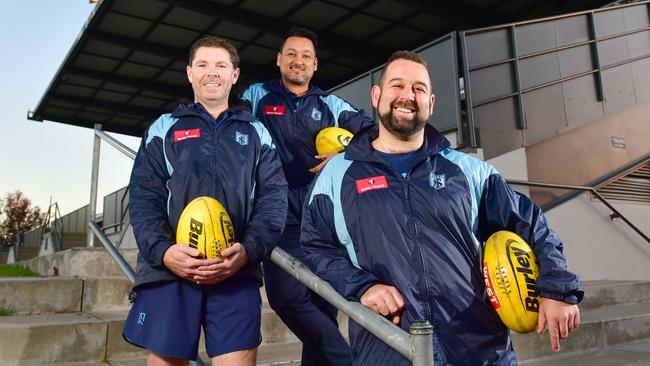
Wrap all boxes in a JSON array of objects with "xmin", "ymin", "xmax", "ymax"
[{"xmin": 264, "ymin": 224, "xmax": 353, "ymax": 366}]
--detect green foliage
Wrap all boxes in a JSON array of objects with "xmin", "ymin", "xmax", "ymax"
[
  {"xmin": 0, "ymin": 264, "xmax": 40, "ymax": 277},
  {"xmin": 0, "ymin": 308, "xmax": 13, "ymax": 316},
  {"xmin": 0, "ymin": 191, "xmax": 45, "ymax": 246}
]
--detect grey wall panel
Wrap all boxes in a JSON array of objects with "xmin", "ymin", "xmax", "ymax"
[
  {"xmin": 594, "ymin": 8, "xmax": 626, "ymax": 38},
  {"xmin": 103, "ymin": 193, "xmax": 117, "ymax": 228},
  {"xmin": 627, "ymin": 30, "xmax": 650, "ymax": 59},
  {"xmin": 469, "ymin": 63, "xmax": 514, "ymax": 103},
  {"xmin": 631, "ymin": 58, "xmax": 650, "ymax": 103},
  {"xmin": 599, "ymin": 37, "xmax": 630, "ymax": 67},
  {"xmin": 473, "ymin": 97, "xmax": 523, "ymax": 159},
  {"xmin": 419, "ymin": 38, "xmax": 459, "ymax": 131},
  {"xmin": 516, "ymin": 21, "xmax": 557, "ymax": 56},
  {"xmin": 556, "ymin": 15, "xmax": 590, "ymax": 47},
  {"xmin": 603, "ymin": 64, "xmax": 636, "ymax": 113},
  {"xmin": 559, "ymin": 44, "xmax": 594, "ymax": 78},
  {"xmin": 331, "ymin": 33, "xmax": 460, "ymax": 132},
  {"xmin": 519, "ymin": 52, "xmax": 561, "ymax": 90},
  {"xmin": 330, "ymin": 75, "xmax": 373, "ymax": 115},
  {"xmin": 465, "ymin": 28, "xmax": 510, "ymax": 68},
  {"xmin": 622, "ymin": 4, "xmax": 650, "ymax": 31},
  {"xmin": 562, "ymin": 74, "xmax": 604, "ymax": 128},
  {"xmin": 523, "ymin": 84, "xmax": 567, "ymax": 145}
]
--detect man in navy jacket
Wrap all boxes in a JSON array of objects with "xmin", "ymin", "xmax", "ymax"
[
  {"xmin": 123, "ymin": 36, "xmax": 287, "ymax": 365},
  {"xmin": 240, "ymin": 27, "xmax": 374, "ymax": 365},
  {"xmin": 301, "ymin": 50, "xmax": 582, "ymax": 365}
]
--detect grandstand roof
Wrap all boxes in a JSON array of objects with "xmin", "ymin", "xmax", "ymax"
[{"xmin": 29, "ymin": 0, "xmax": 611, "ymax": 136}]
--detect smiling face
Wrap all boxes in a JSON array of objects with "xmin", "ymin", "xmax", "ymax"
[
  {"xmin": 371, "ymin": 58, "xmax": 435, "ymax": 139},
  {"xmin": 277, "ymin": 36, "xmax": 318, "ymax": 88},
  {"xmin": 186, "ymin": 46, "xmax": 240, "ymax": 108}
]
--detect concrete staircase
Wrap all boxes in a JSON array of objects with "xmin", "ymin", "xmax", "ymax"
[{"xmin": 2, "ymin": 248, "xmax": 650, "ymax": 365}]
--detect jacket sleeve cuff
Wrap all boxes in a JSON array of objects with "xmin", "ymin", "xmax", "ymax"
[
  {"xmin": 152, "ymin": 241, "xmax": 172, "ymax": 267},
  {"xmin": 539, "ymin": 288, "xmax": 584, "ymax": 305},
  {"xmin": 241, "ymin": 238, "xmax": 263, "ymax": 264}
]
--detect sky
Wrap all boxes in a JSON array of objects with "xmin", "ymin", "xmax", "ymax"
[{"xmin": 0, "ymin": 1, "xmax": 141, "ymax": 216}]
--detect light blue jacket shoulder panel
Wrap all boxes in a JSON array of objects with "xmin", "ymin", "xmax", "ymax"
[
  {"xmin": 440, "ymin": 148, "xmax": 497, "ymax": 236},
  {"xmin": 308, "ymin": 154, "xmax": 360, "ymax": 268}
]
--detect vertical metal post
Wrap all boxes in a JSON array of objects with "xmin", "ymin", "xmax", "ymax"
[
  {"xmin": 458, "ymin": 31, "xmax": 478, "ymax": 148},
  {"xmin": 588, "ymin": 11, "xmax": 605, "ymax": 102},
  {"xmin": 410, "ymin": 320, "xmax": 434, "ymax": 366},
  {"xmin": 13, "ymin": 223, "xmax": 20, "ymax": 262},
  {"xmin": 87, "ymin": 123, "xmax": 102, "ymax": 247},
  {"xmin": 509, "ymin": 25, "xmax": 526, "ymax": 129}
]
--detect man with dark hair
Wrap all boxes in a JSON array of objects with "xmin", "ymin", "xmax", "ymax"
[
  {"xmin": 240, "ymin": 27, "xmax": 374, "ymax": 365},
  {"xmin": 123, "ymin": 35, "xmax": 287, "ymax": 366},
  {"xmin": 301, "ymin": 50, "xmax": 583, "ymax": 365}
]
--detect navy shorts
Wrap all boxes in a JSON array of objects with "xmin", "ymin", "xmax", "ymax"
[{"xmin": 123, "ymin": 278, "xmax": 262, "ymax": 360}]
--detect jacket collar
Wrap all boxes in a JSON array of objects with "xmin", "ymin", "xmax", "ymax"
[
  {"xmin": 264, "ymin": 79, "xmax": 327, "ymax": 97},
  {"xmin": 345, "ymin": 123, "xmax": 451, "ymax": 163},
  {"xmin": 172, "ymin": 98, "xmax": 255, "ymax": 124}
]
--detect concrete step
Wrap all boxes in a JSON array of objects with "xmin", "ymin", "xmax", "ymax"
[
  {"xmin": 0, "ymin": 277, "xmax": 83, "ymax": 314},
  {"xmin": 0, "ymin": 276, "xmax": 133, "ymax": 314},
  {"xmin": 520, "ymin": 339, "xmax": 650, "ymax": 366},
  {"xmin": 514, "ymin": 302, "xmax": 650, "ymax": 361},
  {"xmin": 0, "ymin": 312, "xmax": 108, "ymax": 365},
  {"xmin": 580, "ymin": 280, "xmax": 650, "ymax": 309},
  {"xmin": 108, "ymin": 342, "xmax": 302, "ymax": 366},
  {"xmin": 19, "ymin": 247, "xmax": 138, "ymax": 277}
]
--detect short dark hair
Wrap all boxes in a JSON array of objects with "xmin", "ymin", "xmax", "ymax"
[
  {"xmin": 379, "ymin": 50, "xmax": 430, "ymax": 87},
  {"xmin": 188, "ymin": 36, "xmax": 240, "ymax": 68},
  {"xmin": 280, "ymin": 27, "xmax": 318, "ymax": 53}
]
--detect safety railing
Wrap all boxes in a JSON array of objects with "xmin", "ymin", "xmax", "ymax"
[
  {"xmin": 506, "ymin": 179, "xmax": 650, "ymax": 245},
  {"xmin": 90, "ymin": 126, "xmax": 436, "ymax": 365}
]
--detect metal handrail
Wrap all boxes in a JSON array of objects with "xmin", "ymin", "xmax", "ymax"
[
  {"xmin": 270, "ymin": 248, "xmax": 434, "ymax": 365},
  {"xmin": 507, "ymin": 179, "xmax": 650, "ymax": 244},
  {"xmin": 94, "ymin": 130, "xmax": 136, "ymax": 159}
]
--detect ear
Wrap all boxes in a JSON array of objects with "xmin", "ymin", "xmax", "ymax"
[
  {"xmin": 314, "ymin": 57, "xmax": 318, "ymax": 72},
  {"xmin": 276, "ymin": 52, "xmax": 282, "ymax": 68},
  {"xmin": 232, "ymin": 67, "xmax": 240, "ymax": 84},
  {"xmin": 186, "ymin": 65, "xmax": 193, "ymax": 84},
  {"xmin": 371, "ymin": 85, "xmax": 381, "ymax": 108},
  {"xmin": 429, "ymin": 93, "xmax": 436, "ymax": 115}
]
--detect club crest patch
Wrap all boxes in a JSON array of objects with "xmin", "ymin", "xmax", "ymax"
[
  {"xmin": 429, "ymin": 173, "xmax": 446, "ymax": 190},
  {"xmin": 311, "ymin": 107, "xmax": 322, "ymax": 121},
  {"xmin": 236, "ymin": 131, "xmax": 249, "ymax": 146}
]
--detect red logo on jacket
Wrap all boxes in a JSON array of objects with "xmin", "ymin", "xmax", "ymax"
[
  {"xmin": 174, "ymin": 128, "xmax": 200, "ymax": 142},
  {"xmin": 264, "ymin": 105, "xmax": 285, "ymax": 116},
  {"xmin": 356, "ymin": 176, "xmax": 388, "ymax": 194}
]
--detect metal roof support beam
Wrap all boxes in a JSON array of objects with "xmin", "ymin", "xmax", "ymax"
[
  {"xmin": 159, "ymin": 0, "xmax": 390, "ymax": 61},
  {"xmin": 47, "ymin": 93, "xmax": 163, "ymax": 119},
  {"xmin": 86, "ymin": 30, "xmax": 278, "ymax": 81},
  {"xmin": 65, "ymin": 66, "xmax": 189, "ymax": 97}
]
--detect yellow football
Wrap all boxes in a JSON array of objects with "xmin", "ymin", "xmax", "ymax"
[
  {"xmin": 483, "ymin": 230, "xmax": 540, "ymax": 333},
  {"xmin": 176, "ymin": 196, "xmax": 235, "ymax": 259},
  {"xmin": 315, "ymin": 127, "xmax": 353, "ymax": 155}
]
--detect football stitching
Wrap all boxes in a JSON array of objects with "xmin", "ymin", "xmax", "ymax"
[{"xmin": 495, "ymin": 265, "xmax": 511, "ymax": 295}]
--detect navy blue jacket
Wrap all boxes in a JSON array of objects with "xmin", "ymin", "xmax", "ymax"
[
  {"xmin": 301, "ymin": 125, "xmax": 583, "ymax": 365},
  {"xmin": 240, "ymin": 80, "xmax": 374, "ymax": 225},
  {"xmin": 129, "ymin": 101, "xmax": 287, "ymax": 288}
]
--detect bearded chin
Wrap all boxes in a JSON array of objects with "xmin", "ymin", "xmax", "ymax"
[{"xmin": 379, "ymin": 110, "xmax": 427, "ymax": 140}]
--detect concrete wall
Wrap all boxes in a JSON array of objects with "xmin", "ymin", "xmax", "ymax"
[{"xmin": 545, "ymin": 193, "xmax": 650, "ymax": 281}]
